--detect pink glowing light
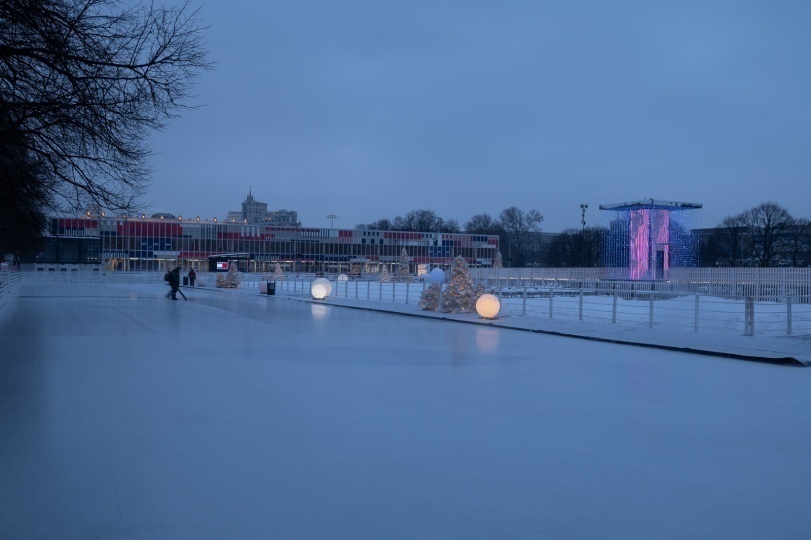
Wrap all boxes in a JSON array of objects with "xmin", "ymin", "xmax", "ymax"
[
  {"xmin": 628, "ymin": 209, "xmax": 670, "ymax": 280},
  {"xmin": 629, "ymin": 210, "xmax": 648, "ymax": 280}
]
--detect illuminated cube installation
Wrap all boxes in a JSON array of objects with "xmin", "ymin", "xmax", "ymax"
[{"xmin": 599, "ymin": 199, "xmax": 701, "ymax": 280}]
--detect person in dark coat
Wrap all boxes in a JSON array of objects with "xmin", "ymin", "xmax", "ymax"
[
  {"xmin": 166, "ymin": 267, "xmax": 181, "ymax": 300},
  {"xmin": 188, "ymin": 268, "xmax": 196, "ymax": 287}
]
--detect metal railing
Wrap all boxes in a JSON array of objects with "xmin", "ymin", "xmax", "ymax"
[{"xmin": 270, "ymin": 278, "xmax": 811, "ymax": 337}]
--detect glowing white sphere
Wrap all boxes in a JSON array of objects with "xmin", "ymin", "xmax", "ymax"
[
  {"xmin": 258, "ymin": 281, "xmax": 267, "ymax": 294},
  {"xmin": 311, "ymin": 282, "xmax": 328, "ymax": 299},
  {"xmin": 428, "ymin": 268, "xmax": 445, "ymax": 283},
  {"xmin": 337, "ymin": 274, "xmax": 349, "ymax": 282},
  {"xmin": 313, "ymin": 277, "xmax": 333, "ymax": 296},
  {"xmin": 476, "ymin": 294, "xmax": 501, "ymax": 319}
]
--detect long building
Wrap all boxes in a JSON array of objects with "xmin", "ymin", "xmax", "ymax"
[{"xmin": 37, "ymin": 215, "xmax": 500, "ymax": 274}]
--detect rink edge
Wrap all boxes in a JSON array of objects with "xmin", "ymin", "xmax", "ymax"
[{"xmin": 299, "ymin": 298, "xmax": 807, "ymax": 368}]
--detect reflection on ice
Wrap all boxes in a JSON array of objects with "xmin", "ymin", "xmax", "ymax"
[
  {"xmin": 310, "ymin": 303, "xmax": 328, "ymax": 319},
  {"xmin": 475, "ymin": 327, "xmax": 500, "ymax": 352}
]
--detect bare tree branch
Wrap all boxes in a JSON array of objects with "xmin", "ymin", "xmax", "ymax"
[{"xmin": 0, "ymin": 0, "xmax": 211, "ymax": 213}]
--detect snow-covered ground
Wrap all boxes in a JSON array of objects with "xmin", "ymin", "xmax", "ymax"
[
  {"xmin": 1, "ymin": 281, "xmax": 810, "ymax": 539},
  {"xmin": 264, "ymin": 277, "xmax": 811, "ymax": 339},
  {"xmin": 250, "ymin": 278, "xmax": 811, "ymax": 366}
]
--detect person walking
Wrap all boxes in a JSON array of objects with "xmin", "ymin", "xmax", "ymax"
[{"xmin": 188, "ymin": 268, "xmax": 196, "ymax": 287}]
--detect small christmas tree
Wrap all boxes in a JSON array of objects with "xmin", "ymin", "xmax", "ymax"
[
  {"xmin": 273, "ymin": 262, "xmax": 284, "ymax": 281},
  {"xmin": 493, "ymin": 251, "xmax": 503, "ymax": 269},
  {"xmin": 379, "ymin": 266, "xmax": 391, "ymax": 282},
  {"xmin": 440, "ymin": 256, "xmax": 481, "ymax": 313},
  {"xmin": 395, "ymin": 248, "xmax": 411, "ymax": 282},
  {"xmin": 216, "ymin": 261, "xmax": 241, "ymax": 288},
  {"xmin": 419, "ymin": 282, "xmax": 442, "ymax": 311}
]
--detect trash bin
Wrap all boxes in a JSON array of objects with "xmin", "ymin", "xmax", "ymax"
[
  {"xmin": 267, "ymin": 281, "xmax": 275, "ymax": 295},
  {"xmin": 183, "ymin": 276, "xmax": 189, "ymax": 286}
]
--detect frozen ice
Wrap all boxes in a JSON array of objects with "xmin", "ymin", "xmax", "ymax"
[{"xmin": 1, "ymin": 282, "xmax": 810, "ymax": 539}]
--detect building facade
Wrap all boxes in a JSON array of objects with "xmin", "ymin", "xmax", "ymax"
[{"xmin": 39, "ymin": 215, "xmax": 499, "ymax": 274}]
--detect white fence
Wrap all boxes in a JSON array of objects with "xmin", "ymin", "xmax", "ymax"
[
  {"xmin": 303, "ymin": 278, "xmax": 811, "ymax": 338},
  {"xmin": 6, "ymin": 269, "xmax": 811, "ymax": 337},
  {"xmin": 0, "ymin": 271, "xmax": 23, "ymax": 315},
  {"xmin": 471, "ymin": 267, "xmax": 811, "ymax": 302}
]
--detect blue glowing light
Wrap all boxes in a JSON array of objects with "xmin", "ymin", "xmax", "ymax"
[{"xmin": 600, "ymin": 200, "xmax": 701, "ymax": 280}]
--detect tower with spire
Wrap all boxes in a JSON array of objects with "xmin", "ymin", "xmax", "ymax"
[
  {"xmin": 225, "ymin": 188, "xmax": 299, "ymax": 226},
  {"xmin": 241, "ymin": 186, "xmax": 267, "ymax": 224}
]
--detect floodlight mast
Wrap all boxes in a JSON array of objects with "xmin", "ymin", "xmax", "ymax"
[{"xmin": 326, "ymin": 212, "xmax": 339, "ymax": 228}]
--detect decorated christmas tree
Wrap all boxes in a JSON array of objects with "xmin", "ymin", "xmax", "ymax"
[
  {"xmin": 379, "ymin": 266, "xmax": 391, "ymax": 282},
  {"xmin": 494, "ymin": 251, "xmax": 503, "ymax": 269},
  {"xmin": 273, "ymin": 262, "xmax": 284, "ymax": 281},
  {"xmin": 395, "ymin": 248, "xmax": 411, "ymax": 282},
  {"xmin": 440, "ymin": 256, "xmax": 482, "ymax": 313},
  {"xmin": 216, "ymin": 261, "xmax": 241, "ymax": 288},
  {"xmin": 419, "ymin": 282, "xmax": 442, "ymax": 311}
]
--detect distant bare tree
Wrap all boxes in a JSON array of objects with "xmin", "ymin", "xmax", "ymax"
[
  {"xmin": 0, "ymin": 0, "xmax": 211, "ymax": 213},
  {"xmin": 715, "ymin": 214, "xmax": 747, "ymax": 266},
  {"xmin": 440, "ymin": 218, "xmax": 461, "ymax": 233},
  {"xmin": 394, "ymin": 211, "xmax": 431, "ymax": 231},
  {"xmin": 740, "ymin": 202, "xmax": 793, "ymax": 267},
  {"xmin": 499, "ymin": 206, "xmax": 543, "ymax": 266},
  {"xmin": 578, "ymin": 227, "xmax": 605, "ymax": 266},
  {"xmin": 358, "ymin": 210, "xmax": 459, "ymax": 233},
  {"xmin": 356, "ymin": 218, "xmax": 394, "ymax": 230},
  {"xmin": 464, "ymin": 213, "xmax": 500, "ymax": 233},
  {"xmin": 544, "ymin": 227, "xmax": 604, "ymax": 267}
]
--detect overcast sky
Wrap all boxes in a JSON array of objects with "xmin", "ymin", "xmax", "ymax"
[{"xmin": 144, "ymin": 0, "xmax": 810, "ymax": 232}]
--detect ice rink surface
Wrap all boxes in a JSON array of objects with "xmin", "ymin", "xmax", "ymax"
[{"xmin": 1, "ymin": 283, "xmax": 810, "ymax": 539}]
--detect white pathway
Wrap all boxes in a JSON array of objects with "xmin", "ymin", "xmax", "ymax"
[{"xmin": 1, "ymin": 282, "xmax": 810, "ymax": 539}]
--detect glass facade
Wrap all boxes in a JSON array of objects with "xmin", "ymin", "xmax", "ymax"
[{"xmin": 46, "ymin": 216, "xmax": 500, "ymax": 273}]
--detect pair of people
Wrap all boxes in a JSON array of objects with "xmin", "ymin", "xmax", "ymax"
[{"xmin": 165, "ymin": 267, "xmax": 197, "ymax": 300}]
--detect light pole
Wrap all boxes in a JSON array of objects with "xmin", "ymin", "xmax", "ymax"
[
  {"xmin": 327, "ymin": 212, "xmax": 338, "ymax": 228},
  {"xmin": 580, "ymin": 204, "xmax": 588, "ymax": 230}
]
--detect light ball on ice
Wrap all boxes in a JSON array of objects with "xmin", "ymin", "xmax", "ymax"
[
  {"xmin": 312, "ymin": 277, "xmax": 332, "ymax": 296},
  {"xmin": 311, "ymin": 282, "xmax": 328, "ymax": 300},
  {"xmin": 475, "ymin": 294, "xmax": 500, "ymax": 319}
]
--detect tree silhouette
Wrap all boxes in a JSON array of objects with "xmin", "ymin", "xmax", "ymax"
[
  {"xmin": 740, "ymin": 202, "xmax": 793, "ymax": 267},
  {"xmin": 0, "ymin": 0, "xmax": 211, "ymax": 213},
  {"xmin": 499, "ymin": 206, "xmax": 543, "ymax": 267}
]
